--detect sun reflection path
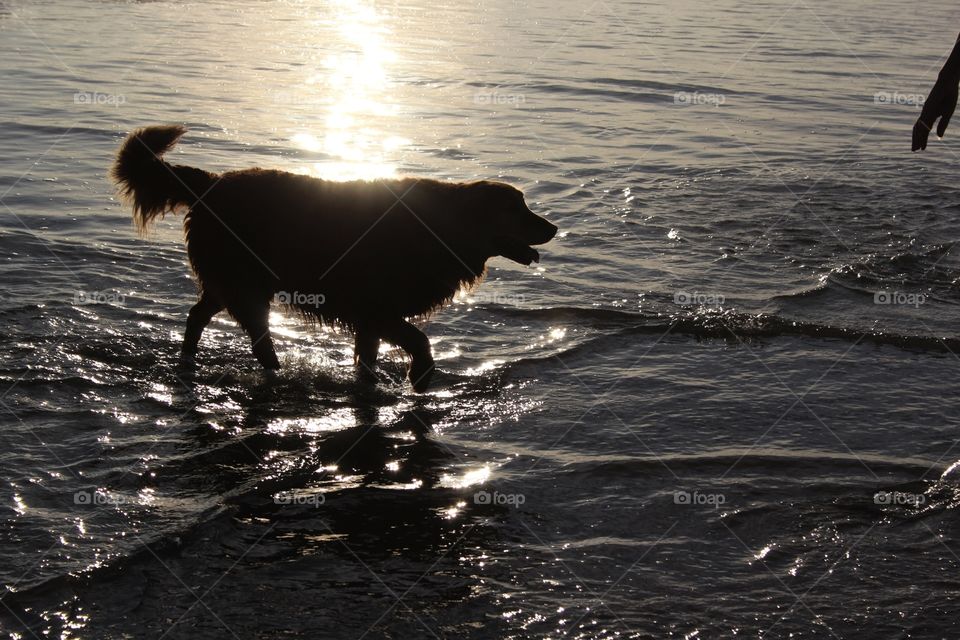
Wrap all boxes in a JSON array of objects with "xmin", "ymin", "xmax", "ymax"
[{"xmin": 293, "ymin": 0, "xmax": 408, "ymax": 181}]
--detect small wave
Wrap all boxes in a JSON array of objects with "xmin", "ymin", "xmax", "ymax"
[
  {"xmin": 485, "ymin": 305, "xmax": 960, "ymax": 353},
  {"xmin": 556, "ymin": 451, "xmax": 934, "ymax": 478},
  {"xmin": 464, "ymin": 77, "xmax": 738, "ymax": 105},
  {"xmin": 0, "ymin": 121, "xmax": 116, "ymax": 141},
  {"xmin": 769, "ymin": 279, "xmax": 831, "ymax": 302},
  {"xmin": 827, "ymin": 243, "xmax": 959, "ymax": 295}
]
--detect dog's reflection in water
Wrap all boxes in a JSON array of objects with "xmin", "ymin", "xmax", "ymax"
[
  {"xmin": 204, "ymin": 401, "xmax": 489, "ymax": 556},
  {"xmin": 179, "ymin": 397, "xmax": 464, "ymax": 510}
]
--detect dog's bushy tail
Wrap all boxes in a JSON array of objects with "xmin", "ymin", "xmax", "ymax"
[{"xmin": 111, "ymin": 125, "xmax": 216, "ymax": 232}]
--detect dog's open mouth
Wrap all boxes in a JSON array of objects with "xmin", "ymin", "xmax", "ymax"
[{"xmin": 497, "ymin": 236, "xmax": 540, "ymax": 265}]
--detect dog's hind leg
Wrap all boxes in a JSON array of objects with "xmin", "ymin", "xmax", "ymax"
[
  {"xmin": 181, "ymin": 293, "xmax": 224, "ymax": 360},
  {"xmin": 229, "ymin": 299, "xmax": 280, "ymax": 371},
  {"xmin": 380, "ymin": 319, "xmax": 435, "ymax": 393},
  {"xmin": 354, "ymin": 325, "xmax": 380, "ymax": 381}
]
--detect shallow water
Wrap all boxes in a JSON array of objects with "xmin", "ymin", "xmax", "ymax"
[{"xmin": 2, "ymin": 0, "xmax": 960, "ymax": 637}]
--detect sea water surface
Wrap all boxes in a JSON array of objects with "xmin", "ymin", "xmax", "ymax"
[{"xmin": 2, "ymin": 0, "xmax": 960, "ymax": 637}]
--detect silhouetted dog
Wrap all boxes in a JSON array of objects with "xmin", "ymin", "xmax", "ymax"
[{"xmin": 111, "ymin": 126, "xmax": 557, "ymax": 391}]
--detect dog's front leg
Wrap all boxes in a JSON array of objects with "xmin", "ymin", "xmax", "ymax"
[
  {"xmin": 354, "ymin": 325, "xmax": 380, "ymax": 381},
  {"xmin": 380, "ymin": 319, "xmax": 435, "ymax": 393}
]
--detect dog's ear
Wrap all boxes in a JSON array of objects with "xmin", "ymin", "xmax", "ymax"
[{"xmin": 461, "ymin": 180, "xmax": 523, "ymax": 217}]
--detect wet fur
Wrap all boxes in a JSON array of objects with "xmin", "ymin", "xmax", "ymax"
[{"xmin": 111, "ymin": 125, "xmax": 557, "ymax": 391}]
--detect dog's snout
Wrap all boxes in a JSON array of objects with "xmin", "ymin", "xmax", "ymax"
[
  {"xmin": 545, "ymin": 221, "xmax": 558, "ymax": 239},
  {"xmin": 532, "ymin": 218, "xmax": 558, "ymax": 245}
]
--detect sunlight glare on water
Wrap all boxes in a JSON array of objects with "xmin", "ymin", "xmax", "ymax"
[
  {"xmin": 266, "ymin": 411, "xmax": 357, "ymax": 435},
  {"xmin": 3, "ymin": 0, "xmax": 960, "ymax": 637},
  {"xmin": 440, "ymin": 465, "xmax": 492, "ymax": 489},
  {"xmin": 292, "ymin": 0, "xmax": 405, "ymax": 181}
]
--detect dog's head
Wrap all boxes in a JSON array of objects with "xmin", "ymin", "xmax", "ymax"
[{"xmin": 463, "ymin": 181, "xmax": 558, "ymax": 266}]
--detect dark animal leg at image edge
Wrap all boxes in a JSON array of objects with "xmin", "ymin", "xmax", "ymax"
[
  {"xmin": 354, "ymin": 324, "xmax": 380, "ymax": 381},
  {"xmin": 380, "ymin": 318, "xmax": 435, "ymax": 392},
  {"xmin": 230, "ymin": 300, "xmax": 280, "ymax": 370},
  {"xmin": 181, "ymin": 293, "xmax": 224, "ymax": 359}
]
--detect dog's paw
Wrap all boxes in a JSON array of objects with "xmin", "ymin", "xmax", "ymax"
[
  {"xmin": 408, "ymin": 359, "xmax": 436, "ymax": 393},
  {"xmin": 177, "ymin": 352, "xmax": 198, "ymax": 376},
  {"xmin": 355, "ymin": 363, "xmax": 379, "ymax": 384}
]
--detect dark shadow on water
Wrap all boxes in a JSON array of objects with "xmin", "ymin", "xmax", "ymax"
[{"xmin": 0, "ymin": 365, "xmax": 521, "ymax": 638}]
